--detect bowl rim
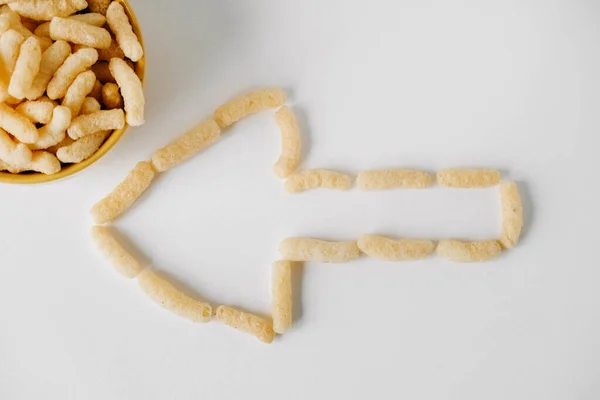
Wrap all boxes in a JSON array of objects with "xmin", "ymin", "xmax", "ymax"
[{"xmin": 0, "ymin": 0, "xmax": 145, "ymax": 185}]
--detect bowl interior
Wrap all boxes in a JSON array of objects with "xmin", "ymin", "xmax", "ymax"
[{"xmin": 0, "ymin": 0, "xmax": 145, "ymax": 185}]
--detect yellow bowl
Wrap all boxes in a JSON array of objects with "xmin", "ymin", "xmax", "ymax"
[{"xmin": 0, "ymin": 0, "xmax": 145, "ymax": 185}]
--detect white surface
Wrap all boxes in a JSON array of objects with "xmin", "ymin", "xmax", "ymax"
[{"xmin": 1, "ymin": 1, "xmax": 599, "ymax": 399}]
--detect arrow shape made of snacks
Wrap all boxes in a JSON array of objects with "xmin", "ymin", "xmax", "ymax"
[
  {"xmin": 88, "ymin": 87, "xmax": 524, "ymax": 344},
  {"xmin": 0, "ymin": 1, "xmax": 143, "ymax": 174}
]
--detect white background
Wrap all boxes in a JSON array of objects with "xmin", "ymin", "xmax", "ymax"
[{"xmin": 1, "ymin": 0, "xmax": 599, "ymax": 399}]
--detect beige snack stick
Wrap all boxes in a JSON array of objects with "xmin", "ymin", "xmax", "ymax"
[
  {"xmin": 0, "ymin": 103, "xmax": 37, "ymax": 143},
  {"xmin": 89, "ymin": 79, "xmax": 102, "ymax": 101},
  {"xmin": 8, "ymin": 36, "xmax": 41, "ymax": 99},
  {"xmin": 46, "ymin": 47, "xmax": 97, "ymax": 99},
  {"xmin": 15, "ymin": 100, "xmax": 53, "ymax": 123},
  {"xmin": 273, "ymin": 106, "xmax": 301, "ymax": 179},
  {"xmin": 87, "ymin": 0, "xmax": 110, "ymax": 15},
  {"xmin": 214, "ymin": 88, "xmax": 286, "ymax": 129},
  {"xmin": 91, "ymin": 61, "xmax": 114, "ymax": 83},
  {"xmin": 0, "ymin": 28, "xmax": 25, "ymax": 102},
  {"xmin": 0, "ymin": 13, "xmax": 11, "ymax": 36},
  {"xmin": 272, "ymin": 261, "xmax": 293, "ymax": 334},
  {"xmin": 109, "ymin": 58, "xmax": 143, "ymax": 125},
  {"xmin": 49, "ymin": 16, "xmax": 111, "ymax": 48},
  {"xmin": 151, "ymin": 118, "xmax": 221, "ymax": 172},
  {"xmin": 3, "ymin": 9, "xmax": 33, "ymax": 38},
  {"xmin": 91, "ymin": 161, "xmax": 155, "ymax": 224},
  {"xmin": 25, "ymin": 39, "xmax": 70, "ymax": 100},
  {"xmin": 36, "ymin": 94, "xmax": 57, "ymax": 106},
  {"xmin": 97, "ymin": 39, "xmax": 124, "ymax": 61},
  {"xmin": 216, "ymin": 306, "xmax": 275, "ymax": 344},
  {"xmin": 0, "ymin": 127, "xmax": 31, "ymax": 167},
  {"xmin": 68, "ymin": 108, "xmax": 124, "ymax": 139},
  {"xmin": 279, "ymin": 238, "xmax": 361, "ymax": 263},
  {"xmin": 57, "ymin": 130, "xmax": 108, "ymax": 163},
  {"xmin": 357, "ymin": 234, "xmax": 435, "ymax": 261},
  {"xmin": 45, "ymin": 134, "xmax": 73, "ymax": 154},
  {"xmin": 0, "ymin": 159, "xmax": 14, "ymax": 172},
  {"xmin": 79, "ymin": 96, "xmax": 100, "ymax": 115},
  {"xmin": 357, "ymin": 169, "xmax": 433, "ymax": 190},
  {"xmin": 90, "ymin": 225, "xmax": 143, "ymax": 279},
  {"xmin": 36, "ymin": 35, "xmax": 51, "ymax": 51},
  {"xmin": 27, "ymin": 151, "xmax": 61, "ymax": 174},
  {"xmin": 33, "ymin": 21, "xmax": 49, "ymax": 37},
  {"xmin": 69, "ymin": 12, "xmax": 106, "ymax": 26},
  {"xmin": 30, "ymin": 105, "xmax": 71, "ymax": 149},
  {"xmin": 106, "ymin": 1, "xmax": 143, "ymax": 62},
  {"xmin": 137, "ymin": 269, "xmax": 212, "ymax": 323},
  {"xmin": 2, "ymin": 151, "xmax": 61, "ymax": 174},
  {"xmin": 101, "ymin": 82, "xmax": 123, "ymax": 109},
  {"xmin": 436, "ymin": 240, "xmax": 502, "ymax": 262},
  {"xmin": 62, "ymin": 69, "xmax": 95, "ymax": 117},
  {"xmin": 54, "ymin": 95, "xmax": 102, "ymax": 159},
  {"xmin": 284, "ymin": 169, "xmax": 352, "ymax": 193},
  {"xmin": 499, "ymin": 181, "xmax": 523, "ymax": 249},
  {"xmin": 0, "ymin": 29, "xmax": 25, "ymax": 76},
  {"xmin": 437, "ymin": 169, "xmax": 501, "ymax": 188},
  {"xmin": 8, "ymin": 0, "xmax": 88, "ymax": 21}
]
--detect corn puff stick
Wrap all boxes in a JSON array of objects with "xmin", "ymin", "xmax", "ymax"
[
  {"xmin": 1, "ymin": 150, "xmax": 61, "ymax": 174},
  {"xmin": 0, "ymin": 12, "xmax": 12, "ymax": 36},
  {"xmin": 56, "ymin": 130, "xmax": 108, "ymax": 163},
  {"xmin": 30, "ymin": 105, "xmax": 70, "ymax": 149},
  {"xmin": 216, "ymin": 306, "xmax": 274, "ymax": 344},
  {"xmin": 88, "ymin": 78, "xmax": 102, "ymax": 101},
  {"xmin": 272, "ymin": 261, "xmax": 293, "ymax": 334},
  {"xmin": 357, "ymin": 169, "xmax": 433, "ymax": 190},
  {"xmin": 79, "ymin": 96, "xmax": 100, "ymax": 115},
  {"xmin": 25, "ymin": 39, "xmax": 70, "ymax": 100},
  {"xmin": 101, "ymin": 82, "xmax": 123, "ymax": 109},
  {"xmin": 0, "ymin": 103, "xmax": 37, "ymax": 143},
  {"xmin": 69, "ymin": 12, "xmax": 105, "ymax": 26},
  {"xmin": 0, "ymin": 29, "xmax": 25, "ymax": 76},
  {"xmin": 90, "ymin": 161, "xmax": 155, "ymax": 224},
  {"xmin": 279, "ymin": 238, "xmax": 361, "ymax": 263},
  {"xmin": 109, "ymin": 57, "xmax": 143, "ymax": 125},
  {"xmin": 436, "ymin": 240, "xmax": 502, "ymax": 262},
  {"xmin": 273, "ymin": 106, "xmax": 301, "ymax": 178},
  {"xmin": 0, "ymin": 127, "xmax": 31, "ymax": 167},
  {"xmin": 33, "ymin": 21, "xmax": 49, "ymax": 37},
  {"xmin": 437, "ymin": 169, "xmax": 501, "ymax": 188},
  {"xmin": 8, "ymin": 0, "xmax": 88, "ymax": 21},
  {"xmin": 46, "ymin": 47, "xmax": 97, "ymax": 99},
  {"xmin": 137, "ymin": 269, "xmax": 212, "ymax": 323},
  {"xmin": 284, "ymin": 169, "xmax": 352, "ymax": 193},
  {"xmin": 67, "ymin": 108, "xmax": 124, "ymax": 139},
  {"xmin": 62, "ymin": 69, "xmax": 95, "ymax": 117},
  {"xmin": 8, "ymin": 35, "xmax": 41, "ymax": 99},
  {"xmin": 3, "ymin": 9, "xmax": 33, "ymax": 37},
  {"xmin": 357, "ymin": 235, "xmax": 435, "ymax": 261},
  {"xmin": 499, "ymin": 181, "xmax": 523, "ymax": 249},
  {"xmin": 45, "ymin": 134, "xmax": 73, "ymax": 154},
  {"xmin": 28, "ymin": 151, "xmax": 61, "ymax": 174},
  {"xmin": 151, "ymin": 118, "xmax": 221, "ymax": 172},
  {"xmin": 0, "ymin": 29, "xmax": 23, "ymax": 101},
  {"xmin": 15, "ymin": 99, "xmax": 53, "ymax": 123},
  {"xmin": 106, "ymin": 1, "xmax": 143, "ymax": 61},
  {"xmin": 214, "ymin": 88, "xmax": 286, "ymax": 129},
  {"xmin": 90, "ymin": 225, "xmax": 143, "ymax": 279},
  {"xmin": 49, "ymin": 16, "xmax": 111, "ymax": 48}
]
